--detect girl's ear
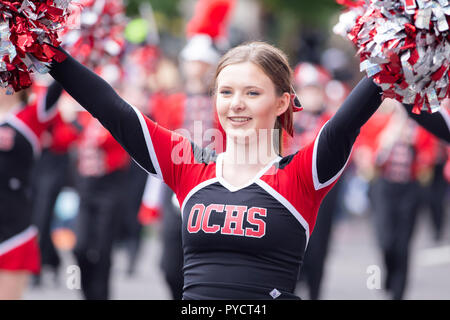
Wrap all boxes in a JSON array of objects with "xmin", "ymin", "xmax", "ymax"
[{"xmin": 276, "ymin": 92, "xmax": 291, "ymax": 117}]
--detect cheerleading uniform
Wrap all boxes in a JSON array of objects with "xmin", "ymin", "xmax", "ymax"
[
  {"xmin": 0, "ymin": 82, "xmax": 62, "ymax": 273},
  {"xmin": 50, "ymin": 51, "xmax": 383, "ymax": 299}
]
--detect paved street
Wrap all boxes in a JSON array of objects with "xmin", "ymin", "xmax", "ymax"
[{"xmin": 23, "ymin": 211, "xmax": 450, "ymax": 300}]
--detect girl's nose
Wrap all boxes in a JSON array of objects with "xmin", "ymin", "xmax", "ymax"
[{"xmin": 230, "ymin": 93, "xmax": 245, "ymax": 111}]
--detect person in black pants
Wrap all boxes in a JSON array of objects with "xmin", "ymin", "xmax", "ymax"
[
  {"xmin": 74, "ymin": 170, "xmax": 128, "ymax": 299},
  {"xmin": 369, "ymin": 105, "xmax": 440, "ymax": 300},
  {"xmin": 119, "ymin": 160, "xmax": 148, "ymax": 276},
  {"xmin": 370, "ymin": 177, "xmax": 421, "ymax": 299},
  {"xmin": 73, "ymin": 107, "xmax": 130, "ymax": 300},
  {"xmin": 30, "ymin": 85, "xmax": 78, "ymax": 286},
  {"xmin": 405, "ymin": 103, "xmax": 450, "ymax": 242},
  {"xmin": 423, "ymin": 144, "xmax": 448, "ymax": 242},
  {"xmin": 30, "ymin": 147, "xmax": 71, "ymax": 284}
]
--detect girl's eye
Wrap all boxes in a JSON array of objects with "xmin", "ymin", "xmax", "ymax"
[
  {"xmin": 220, "ymin": 90, "xmax": 232, "ymax": 95},
  {"xmin": 248, "ymin": 91, "xmax": 260, "ymax": 96}
]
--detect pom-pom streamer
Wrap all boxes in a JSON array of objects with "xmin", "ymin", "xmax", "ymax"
[
  {"xmin": 61, "ymin": 0, "xmax": 127, "ymax": 70},
  {"xmin": 0, "ymin": 0, "xmax": 71, "ymax": 93},
  {"xmin": 335, "ymin": 0, "xmax": 450, "ymax": 113}
]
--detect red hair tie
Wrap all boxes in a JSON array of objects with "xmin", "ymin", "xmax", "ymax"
[
  {"xmin": 291, "ymin": 93, "xmax": 303, "ymax": 112},
  {"xmin": 280, "ymin": 89, "xmax": 302, "ymax": 137}
]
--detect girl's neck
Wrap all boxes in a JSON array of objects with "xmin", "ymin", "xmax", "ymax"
[{"xmin": 223, "ymin": 133, "xmax": 279, "ymax": 169}]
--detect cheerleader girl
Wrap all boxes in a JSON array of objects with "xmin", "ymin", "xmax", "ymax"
[
  {"xmin": 48, "ymin": 41, "xmax": 385, "ymax": 299},
  {"xmin": 0, "ymin": 82, "xmax": 62, "ymax": 299}
]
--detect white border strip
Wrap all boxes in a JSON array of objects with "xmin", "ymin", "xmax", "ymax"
[
  {"xmin": 312, "ymin": 121, "xmax": 352, "ymax": 190},
  {"xmin": 129, "ymin": 105, "xmax": 163, "ymax": 180},
  {"xmin": 180, "ymin": 178, "xmax": 220, "ymax": 218},
  {"xmin": 37, "ymin": 94, "xmax": 58, "ymax": 123},
  {"xmin": 0, "ymin": 226, "xmax": 38, "ymax": 256},
  {"xmin": 216, "ymin": 153, "xmax": 282, "ymax": 192},
  {"xmin": 438, "ymin": 108, "xmax": 450, "ymax": 134},
  {"xmin": 6, "ymin": 114, "xmax": 41, "ymax": 157},
  {"xmin": 255, "ymin": 180, "xmax": 310, "ymax": 247},
  {"xmin": 142, "ymin": 175, "xmax": 164, "ymax": 208}
]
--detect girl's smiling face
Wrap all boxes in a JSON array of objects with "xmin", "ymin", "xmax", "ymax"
[{"xmin": 215, "ymin": 61, "xmax": 290, "ymax": 142}]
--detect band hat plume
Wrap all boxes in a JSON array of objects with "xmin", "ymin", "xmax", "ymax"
[{"xmin": 180, "ymin": 34, "xmax": 221, "ymax": 65}]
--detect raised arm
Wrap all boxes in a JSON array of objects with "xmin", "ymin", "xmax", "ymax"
[
  {"xmin": 314, "ymin": 77, "xmax": 382, "ymax": 188},
  {"xmin": 49, "ymin": 48, "xmax": 187, "ymax": 188},
  {"xmin": 402, "ymin": 104, "xmax": 450, "ymax": 144}
]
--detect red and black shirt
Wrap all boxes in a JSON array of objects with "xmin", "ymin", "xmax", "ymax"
[{"xmin": 0, "ymin": 82, "xmax": 61, "ymax": 250}]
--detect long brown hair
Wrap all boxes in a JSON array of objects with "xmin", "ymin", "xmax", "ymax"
[{"xmin": 213, "ymin": 41, "xmax": 294, "ymax": 155}]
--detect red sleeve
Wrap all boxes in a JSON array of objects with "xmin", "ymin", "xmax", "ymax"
[
  {"xmin": 291, "ymin": 138, "xmax": 339, "ymax": 233},
  {"xmin": 414, "ymin": 126, "xmax": 438, "ymax": 175},
  {"xmin": 104, "ymin": 137, "xmax": 130, "ymax": 173},
  {"xmin": 262, "ymin": 134, "xmax": 340, "ymax": 236},
  {"xmin": 142, "ymin": 116, "xmax": 200, "ymax": 194},
  {"xmin": 14, "ymin": 103, "xmax": 54, "ymax": 139},
  {"xmin": 48, "ymin": 113, "xmax": 79, "ymax": 154},
  {"xmin": 8, "ymin": 101, "xmax": 58, "ymax": 156}
]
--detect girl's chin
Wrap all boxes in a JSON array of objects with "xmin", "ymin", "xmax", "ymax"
[
  {"xmin": 226, "ymin": 128, "xmax": 258, "ymax": 138},
  {"xmin": 225, "ymin": 128, "xmax": 272, "ymax": 146}
]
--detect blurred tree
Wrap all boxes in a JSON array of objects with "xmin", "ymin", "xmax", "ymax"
[
  {"xmin": 123, "ymin": 0, "xmax": 344, "ymax": 64},
  {"xmin": 125, "ymin": 0, "xmax": 181, "ymax": 17},
  {"xmin": 125, "ymin": 0, "xmax": 184, "ymax": 36},
  {"xmin": 259, "ymin": 0, "xmax": 341, "ymax": 63},
  {"xmin": 260, "ymin": 0, "xmax": 340, "ymax": 25}
]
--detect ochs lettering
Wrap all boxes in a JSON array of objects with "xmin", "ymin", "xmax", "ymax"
[{"xmin": 187, "ymin": 203, "xmax": 267, "ymax": 238}]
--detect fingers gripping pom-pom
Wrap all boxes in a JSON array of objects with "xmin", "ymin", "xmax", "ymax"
[
  {"xmin": 0, "ymin": 0, "xmax": 72, "ymax": 93},
  {"xmin": 335, "ymin": 0, "xmax": 450, "ymax": 114}
]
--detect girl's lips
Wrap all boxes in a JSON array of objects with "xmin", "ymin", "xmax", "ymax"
[{"xmin": 228, "ymin": 117, "xmax": 252, "ymax": 126}]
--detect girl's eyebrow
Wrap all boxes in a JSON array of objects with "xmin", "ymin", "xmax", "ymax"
[
  {"xmin": 218, "ymin": 85, "xmax": 263, "ymax": 90},
  {"xmin": 245, "ymin": 86, "xmax": 263, "ymax": 90}
]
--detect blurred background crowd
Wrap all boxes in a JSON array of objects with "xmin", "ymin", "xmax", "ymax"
[{"xmin": 1, "ymin": 0, "xmax": 449, "ymax": 300}]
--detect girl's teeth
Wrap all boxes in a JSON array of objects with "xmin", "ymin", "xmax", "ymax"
[{"xmin": 231, "ymin": 118, "xmax": 250, "ymax": 122}]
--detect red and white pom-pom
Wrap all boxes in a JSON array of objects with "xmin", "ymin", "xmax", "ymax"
[
  {"xmin": 0, "ymin": 0, "xmax": 71, "ymax": 93},
  {"xmin": 335, "ymin": 0, "xmax": 450, "ymax": 114},
  {"xmin": 62, "ymin": 0, "xmax": 127, "ymax": 69},
  {"xmin": 333, "ymin": 0, "xmax": 367, "ymax": 38}
]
